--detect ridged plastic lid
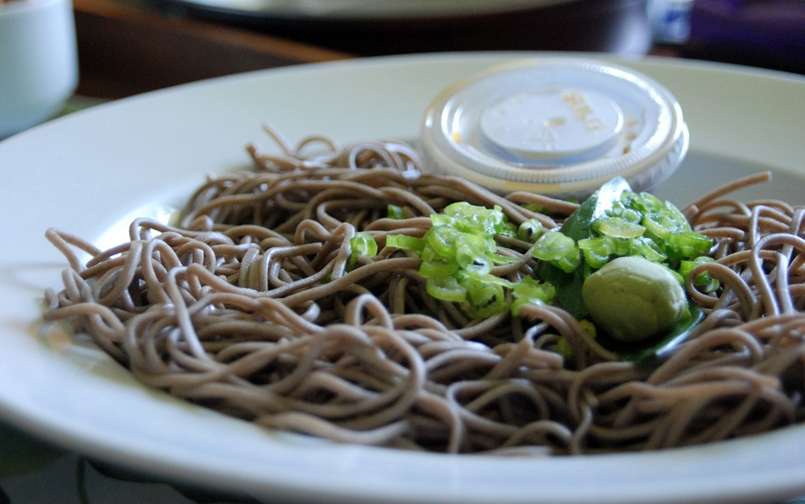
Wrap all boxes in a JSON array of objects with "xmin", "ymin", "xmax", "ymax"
[{"xmin": 419, "ymin": 58, "xmax": 689, "ymax": 199}]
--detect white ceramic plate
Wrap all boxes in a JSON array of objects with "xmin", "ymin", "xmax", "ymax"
[
  {"xmin": 1, "ymin": 52, "xmax": 805, "ymax": 504},
  {"xmin": 167, "ymin": 0, "xmax": 576, "ymax": 20}
]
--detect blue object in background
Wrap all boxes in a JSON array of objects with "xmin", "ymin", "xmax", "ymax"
[
  {"xmin": 648, "ymin": 0, "xmax": 694, "ymax": 43},
  {"xmin": 683, "ymin": 0, "xmax": 805, "ymax": 73}
]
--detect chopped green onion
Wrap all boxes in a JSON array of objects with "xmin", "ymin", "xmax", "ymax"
[
  {"xmin": 623, "ymin": 191, "xmax": 663, "ymax": 213},
  {"xmin": 385, "ymin": 234, "xmax": 425, "ymax": 252},
  {"xmin": 420, "ymin": 259, "xmax": 459, "ymax": 278},
  {"xmin": 642, "ymin": 212, "xmax": 681, "ymax": 241},
  {"xmin": 489, "ymin": 252, "xmax": 520, "ymax": 265},
  {"xmin": 465, "ymin": 279, "xmax": 503, "ymax": 306},
  {"xmin": 607, "ymin": 237, "xmax": 631, "ymax": 256},
  {"xmin": 578, "ymin": 237, "xmax": 611, "ymax": 269},
  {"xmin": 389, "ymin": 180, "xmax": 715, "ymax": 331},
  {"xmin": 430, "ymin": 213, "xmax": 455, "ymax": 227},
  {"xmin": 594, "ymin": 216, "xmax": 645, "ymax": 239},
  {"xmin": 402, "ymin": 201, "xmax": 555, "ymax": 318},
  {"xmin": 349, "ymin": 232, "xmax": 377, "ymax": 268},
  {"xmin": 663, "ymin": 200, "xmax": 690, "ymax": 226},
  {"xmin": 444, "ymin": 201, "xmax": 507, "ymax": 236},
  {"xmin": 426, "ymin": 276, "xmax": 467, "ymax": 303},
  {"xmin": 510, "ymin": 276, "xmax": 556, "ymax": 315},
  {"xmin": 622, "ymin": 209, "xmax": 643, "ymax": 223},
  {"xmin": 554, "ymin": 253, "xmax": 581, "ymax": 274},
  {"xmin": 512, "ymin": 276, "xmax": 555, "ymax": 302},
  {"xmin": 463, "ymin": 282, "xmax": 508, "ymax": 319},
  {"xmin": 456, "ymin": 269, "xmax": 514, "ymax": 289},
  {"xmin": 456, "ymin": 243, "xmax": 493, "ymax": 276},
  {"xmin": 533, "ymin": 231, "xmax": 577, "ymax": 261},
  {"xmin": 499, "ymin": 221, "xmax": 519, "ymax": 238},
  {"xmin": 425, "ymin": 225, "xmax": 463, "ymax": 258},
  {"xmin": 668, "ymin": 231, "xmax": 714, "ymax": 259},
  {"xmin": 525, "ymin": 203, "xmax": 549, "ymax": 214},
  {"xmin": 679, "ymin": 256, "xmax": 720, "ymax": 292},
  {"xmin": 533, "ymin": 231, "xmax": 580, "ymax": 273},
  {"xmin": 630, "ymin": 236, "xmax": 667, "ymax": 263},
  {"xmin": 387, "ymin": 204, "xmax": 406, "ymax": 220},
  {"xmin": 518, "ymin": 219, "xmax": 544, "ymax": 242}
]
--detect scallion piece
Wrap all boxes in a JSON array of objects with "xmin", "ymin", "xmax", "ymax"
[
  {"xmin": 387, "ymin": 204, "xmax": 407, "ymax": 220},
  {"xmin": 385, "ymin": 234, "xmax": 425, "ymax": 252},
  {"xmin": 629, "ymin": 236, "xmax": 667, "ymax": 263},
  {"xmin": 511, "ymin": 276, "xmax": 555, "ymax": 316},
  {"xmin": 426, "ymin": 276, "xmax": 467, "ymax": 303},
  {"xmin": 668, "ymin": 231, "xmax": 714, "ymax": 259},
  {"xmin": 518, "ymin": 218, "xmax": 544, "ymax": 242},
  {"xmin": 420, "ymin": 259, "xmax": 459, "ymax": 278},
  {"xmin": 679, "ymin": 256, "xmax": 720, "ymax": 292},
  {"xmin": 533, "ymin": 231, "xmax": 580, "ymax": 273},
  {"xmin": 348, "ymin": 232, "xmax": 378, "ymax": 268},
  {"xmin": 578, "ymin": 237, "xmax": 611, "ymax": 269},
  {"xmin": 594, "ymin": 216, "xmax": 645, "ymax": 239}
]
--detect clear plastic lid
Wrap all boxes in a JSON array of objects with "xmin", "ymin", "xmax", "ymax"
[{"xmin": 419, "ymin": 58, "xmax": 689, "ymax": 199}]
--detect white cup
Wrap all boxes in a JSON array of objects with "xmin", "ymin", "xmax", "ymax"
[{"xmin": 0, "ymin": 0, "xmax": 79, "ymax": 139}]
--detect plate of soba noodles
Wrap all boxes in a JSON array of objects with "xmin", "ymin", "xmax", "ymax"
[{"xmin": 1, "ymin": 52, "xmax": 805, "ymax": 503}]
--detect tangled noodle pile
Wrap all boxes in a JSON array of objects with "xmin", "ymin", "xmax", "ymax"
[{"xmin": 44, "ymin": 125, "xmax": 805, "ymax": 455}]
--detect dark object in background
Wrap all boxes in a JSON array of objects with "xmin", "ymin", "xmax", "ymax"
[
  {"xmin": 683, "ymin": 0, "xmax": 805, "ymax": 74},
  {"xmin": 156, "ymin": 0, "xmax": 653, "ymax": 56}
]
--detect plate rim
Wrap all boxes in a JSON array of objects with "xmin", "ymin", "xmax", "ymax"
[{"xmin": 157, "ymin": 0, "xmax": 578, "ymax": 21}]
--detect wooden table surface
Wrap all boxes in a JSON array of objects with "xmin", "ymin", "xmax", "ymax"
[{"xmin": 73, "ymin": 0, "xmax": 355, "ymax": 98}]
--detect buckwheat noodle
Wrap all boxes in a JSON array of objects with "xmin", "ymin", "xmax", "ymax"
[{"xmin": 43, "ymin": 125, "xmax": 805, "ymax": 455}]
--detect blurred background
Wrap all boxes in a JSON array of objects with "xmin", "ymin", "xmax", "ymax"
[{"xmin": 71, "ymin": 0, "xmax": 805, "ymax": 100}]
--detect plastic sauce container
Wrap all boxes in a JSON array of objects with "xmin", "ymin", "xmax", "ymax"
[{"xmin": 419, "ymin": 58, "xmax": 689, "ymax": 200}]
